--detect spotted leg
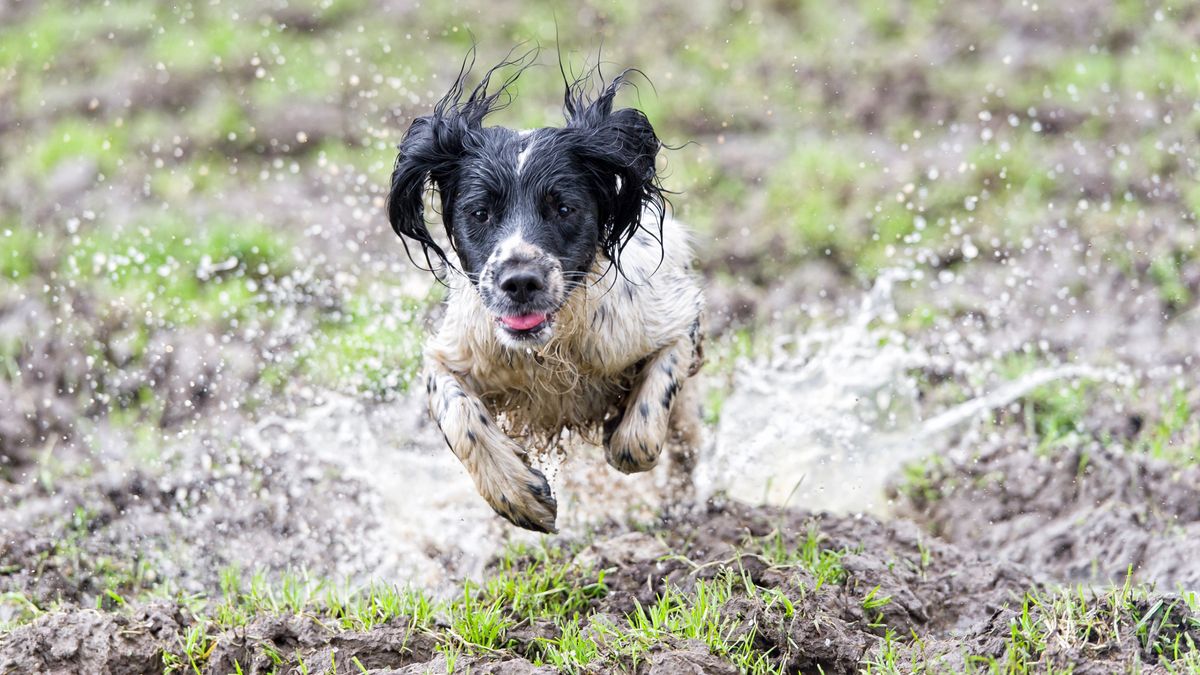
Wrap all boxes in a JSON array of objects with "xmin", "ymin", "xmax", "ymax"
[
  {"xmin": 604, "ymin": 335, "xmax": 699, "ymax": 475},
  {"xmin": 426, "ymin": 361, "xmax": 557, "ymax": 533},
  {"xmin": 665, "ymin": 375, "xmax": 703, "ymax": 500}
]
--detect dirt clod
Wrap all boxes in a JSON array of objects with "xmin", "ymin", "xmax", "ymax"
[{"xmin": 0, "ymin": 602, "xmax": 182, "ymax": 675}]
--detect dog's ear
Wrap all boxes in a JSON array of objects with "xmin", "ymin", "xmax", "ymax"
[
  {"xmin": 388, "ymin": 48, "xmax": 534, "ymax": 272},
  {"xmin": 387, "ymin": 115, "xmax": 465, "ymax": 272},
  {"xmin": 562, "ymin": 72, "xmax": 666, "ymax": 268}
]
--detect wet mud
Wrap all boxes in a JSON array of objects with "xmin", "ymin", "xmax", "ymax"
[
  {"xmin": 895, "ymin": 443, "xmax": 1200, "ymax": 590},
  {"xmin": 4, "ymin": 502, "xmax": 1196, "ymax": 673}
]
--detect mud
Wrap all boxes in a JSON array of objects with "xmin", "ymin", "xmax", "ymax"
[
  {"xmin": 0, "ymin": 602, "xmax": 184, "ymax": 675},
  {"xmin": 4, "ymin": 502, "xmax": 1195, "ymax": 673},
  {"xmin": 895, "ymin": 442, "xmax": 1200, "ymax": 590}
]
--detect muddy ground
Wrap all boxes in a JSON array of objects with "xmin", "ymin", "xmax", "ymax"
[
  {"xmin": 3, "ymin": 0, "xmax": 1200, "ymax": 672},
  {"xmin": 6, "ymin": 502, "xmax": 1196, "ymax": 674}
]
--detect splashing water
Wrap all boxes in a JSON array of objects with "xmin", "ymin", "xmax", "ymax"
[
  {"xmin": 222, "ymin": 268, "xmax": 1130, "ymax": 590},
  {"xmin": 701, "ymin": 269, "xmax": 1129, "ymax": 514},
  {"xmin": 239, "ymin": 390, "xmax": 668, "ymax": 592}
]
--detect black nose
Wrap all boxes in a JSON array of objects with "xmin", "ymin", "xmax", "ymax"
[{"xmin": 497, "ymin": 266, "xmax": 546, "ymax": 304}]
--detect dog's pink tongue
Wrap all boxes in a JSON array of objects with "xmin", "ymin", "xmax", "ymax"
[{"xmin": 501, "ymin": 313, "xmax": 547, "ymax": 331}]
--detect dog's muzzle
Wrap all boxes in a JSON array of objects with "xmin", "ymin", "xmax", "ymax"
[{"xmin": 490, "ymin": 259, "xmax": 559, "ymax": 340}]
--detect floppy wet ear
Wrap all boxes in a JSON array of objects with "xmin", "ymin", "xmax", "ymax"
[
  {"xmin": 563, "ymin": 74, "xmax": 666, "ymax": 267},
  {"xmin": 387, "ymin": 116, "xmax": 464, "ymax": 272}
]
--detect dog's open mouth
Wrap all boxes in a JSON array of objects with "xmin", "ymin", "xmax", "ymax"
[{"xmin": 496, "ymin": 312, "xmax": 553, "ymax": 337}]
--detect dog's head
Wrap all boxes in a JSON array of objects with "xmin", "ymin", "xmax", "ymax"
[{"xmin": 387, "ymin": 53, "xmax": 665, "ymax": 348}]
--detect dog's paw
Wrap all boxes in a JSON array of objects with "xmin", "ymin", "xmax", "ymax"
[
  {"xmin": 604, "ymin": 419, "xmax": 664, "ymax": 474},
  {"xmin": 490, "ymin": 467, "xmax": 558, "ymax": 533}
]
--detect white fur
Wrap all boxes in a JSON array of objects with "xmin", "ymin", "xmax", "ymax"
[{"xmin": 515, "ymin": 129, "xmax": 535, "ymax": 175}]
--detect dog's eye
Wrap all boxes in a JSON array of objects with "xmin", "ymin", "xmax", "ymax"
[
  {"xmin": 471, "ymin": 208, "xmax": 489, "ymax": 223},
  {"xmin": 556, "ymin": 205, "xmax": 572, "ymax": 218}
]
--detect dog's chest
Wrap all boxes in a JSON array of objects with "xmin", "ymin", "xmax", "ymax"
[
  {"xmin": 427, "ymin": 286, "xmax": 653, "ymax": 445},
  {"xmin": 474, "ymin": 351, "xmax": 634, "ymax": 442}
]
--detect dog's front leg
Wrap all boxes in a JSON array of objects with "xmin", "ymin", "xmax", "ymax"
[
  {"xmin": 425, "ymin": 361, "xmax": 557, "ymax": 533},
  {"xmin": 604, "ymin": 336, "xmax": 697, "ymax": 474}
]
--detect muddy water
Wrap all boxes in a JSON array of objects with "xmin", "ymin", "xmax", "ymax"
[
  {"xmin": 167, "ymin": 262, "xmax": 1129, "ymax": 591},
  {"xmin": 254, "ymin": 271, "xmax": 942, "ymax": 588},
  {"xmin": 233, "ymin": 391, "xmax": 672, "ymax": 591}
]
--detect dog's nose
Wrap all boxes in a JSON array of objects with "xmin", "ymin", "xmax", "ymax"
[{"xmin": 497, "ymin": 266, "xmax": 546, "ymax": 304}]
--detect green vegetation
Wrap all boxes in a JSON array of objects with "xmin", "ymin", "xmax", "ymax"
[
  {"xmin": 1135, "ymin": 385, "xmax": 1200, "ymax": 466},
  {"xmin": 5, "ymin": 526, "xmax": 1199, "ymax": 673},
  {"xmin": 5, "ymin": 0, "xmax": 1198, "ymax": 284},
  {"xmin": 60, "ymin": 217, "xmax": 292, "ymax": 325},
  {"xmin": 300, "ymin": 290, "xmax": 433, "ymax": 397},
  {"xmin": 594, "ymin": 571, "xmax": 787, "ymax": 675},
  {"xmin": 751, "ymin": 524, "xmax": 848, "ymax": 589}
]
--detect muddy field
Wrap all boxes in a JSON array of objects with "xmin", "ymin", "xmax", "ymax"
[
  {"xmin": 7, "ymin": 501, "xmax": 1198, "ymax": 674},
  {"xmin": 2, "ymin": 0, "xmax": 1200, "ymax": 672}
]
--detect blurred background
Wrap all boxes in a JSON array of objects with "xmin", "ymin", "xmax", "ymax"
[{"xmin": 1, "ymin": 0, "xmax": 1199, "ymax": 632}]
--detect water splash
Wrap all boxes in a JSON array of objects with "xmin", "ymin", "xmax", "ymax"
[
  {"xmin": 240, "ymin": 391, "xmax": 668, "ymax": 592},
  {"xmin": 702, "ymin": 269, "xmax": 1128, "ymax": 514}
]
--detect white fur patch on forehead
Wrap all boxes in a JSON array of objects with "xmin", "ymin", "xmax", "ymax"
[
  {"xmin": 516, "ymin": 137, "xmax": 536, "ymax": 175},
  {"xmin": 491, "ymin": 230, "xmax": 544, "ymax": 264}
]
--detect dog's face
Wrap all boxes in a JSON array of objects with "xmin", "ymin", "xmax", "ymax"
[
  {"xmin": 440, "ymin": 126, "xmax": 604, "ymax": 347},
  {"xmin": 387, "ymin": 61, "xmax": 664, "ymax": 348}
]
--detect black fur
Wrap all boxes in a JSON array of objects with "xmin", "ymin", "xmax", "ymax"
[{"xmin": 387, "ymin": 49, "xmax": 666, "ymax": 282}]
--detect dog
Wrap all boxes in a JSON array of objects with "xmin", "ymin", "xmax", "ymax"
[{"xmin": 386, "ymin": 53, "xmax": 704, "ymax": 533}]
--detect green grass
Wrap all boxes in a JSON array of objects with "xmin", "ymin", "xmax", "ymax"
[
  {"xmin": 56, "ymin": 216, "xmax": 294, "ymax": 326},
  {"xmin": 447, "ymin": 583, "xmax": 515, "ymax": 652},
  {"xmin": 0, "ymin": 225, "xmax": 48, "ymax": 281},
  {"xmin": 751, "ymin": 523, "xmax": 848, "ymax": 590},
  {"xmin": 480, "ymin": 542, "xmax": 608, "ymax": 623},
  {"xmin": 996, "ymin": 578, "xmax": 1200, "ymax": 671},
  {"xmin": 297, "ymin": 288, "xmax": 435, "ymax": 398},
  {"xmin": 862, "ymin": 578, "xmax": 1200, "ymax": 673},
  {"xmin": 158, "ymin": 567, "xmax": 436, "ymax": 672},
  {"xmin": 1135, "ymin": 385, "xmax": 1199, "ymax": 465},
  {"xmin": 3, "ymin": 0, "xmax": 1197, "ymax": 290},
  {"xmin": 6, "ymin": 535, "xmax": 1196, "ymax": 674},
  {"xmin": 25, "ymin": 116, "xmax": 129, "ymax": 177},
  {"xmin": 591, "ymin": 570, "xmax": 786, "ymax": 675},
  {"xmin": 0, "ymin": 0, "xmax": 157, "ymax": 73}
]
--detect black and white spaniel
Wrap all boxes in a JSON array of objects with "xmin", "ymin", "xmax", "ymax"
[{"xmin": 387, "ymin": 52, "xmax": 704, "ymax": 533}]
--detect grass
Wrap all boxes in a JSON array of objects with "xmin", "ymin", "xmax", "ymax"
[
  {"xmin": 0, "ymin": 506, "xmax": 160, "ymax": 617},
  {"xmin": 1134, "ymin": 385, "xmax": 1199, "ymax": 466},
  {"xmin": 480, "ymin": 542, "xmax": 608, "ymax": 623},
  {"xmin": 4, "ymin": 532, "xmax": 1198, "ymax": 674},
  {"xmin": 297, "ymin": 289, "xmax": 434, "ymax": 398},
  {"xmin": 24, "ymin": 116, "xmax": 129, "ymax": 177},
  {"xmin": 995, "ymin": 578, "xmax": 1200, "ymax": 671},
  {"xmin": 861, "ymin": 579, "xmax": 1200, "ymax": 674},
  {"xmin": 897, "ymin": 351, "xmax": 1197, "ymax": 507},
  {"xmin": 593, "ymin": 570, "xmax": 786, "ymax": 675},
  {"xmin": 5, "ymin": 0, "xmax": 1197, "ymax": 288},
  {"xmin": 751, "ymin": 523, "xmax": 848, "ymax": 590},
  {"xmin": 2, "ymin": 207, "xmax": 434, "ymax": 419}
]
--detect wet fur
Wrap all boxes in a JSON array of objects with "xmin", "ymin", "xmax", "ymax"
[{"xmin": 389, "ymin": 52, "xmax": 704, "ymax": 532}]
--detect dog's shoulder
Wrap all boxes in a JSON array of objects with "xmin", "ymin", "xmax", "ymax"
[
  {"xmin": 595, "ymin": 215, "xmax": 703, "ymax": 339},
  {"xmin": 563, "ymin": 215, "xmax": 702, "ymax": 370}
]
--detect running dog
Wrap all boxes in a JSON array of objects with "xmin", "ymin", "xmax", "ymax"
[{"xmin": 386, "ymin": 53, "xmax": 703, "ymax": 533}]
